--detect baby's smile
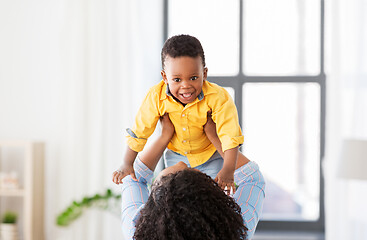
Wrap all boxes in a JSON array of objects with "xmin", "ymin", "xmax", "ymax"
[{"xmin": 179, "ymin": 92, "xmax": 195, "ymax": 101}]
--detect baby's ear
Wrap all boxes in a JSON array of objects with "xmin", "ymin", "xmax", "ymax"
[
  {"xmin": 161, "ymin": 70, "xmax": 168, "ymax": 83},
  {"xmin": 203, "ymin": 67, "xmax": 208, "ymax": 81}
]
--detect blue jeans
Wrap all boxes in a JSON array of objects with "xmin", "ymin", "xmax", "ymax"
[{"xmin": 163, "ymin": 149, "xmax": 223, "ymax": 179}]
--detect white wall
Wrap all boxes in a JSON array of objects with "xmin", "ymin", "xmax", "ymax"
[
  {"xmin": 325, "ymin": 0, "xmax": 367, "ymax": 239},
  {"xmin": 0, "ymin": 1, "xmax": 66, "ymax": 139},
  {"xmin": 0, "ymin": 0, "xmax": 163, "ymax": 239}
]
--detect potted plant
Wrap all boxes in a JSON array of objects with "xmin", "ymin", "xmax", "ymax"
[
  {"xmin": 56, "ymin": 188, "xmax": 121, "ymax": 227},
  {"xmin": 0, "ymin": 211, "xmax": 18, "ymax": 240}
]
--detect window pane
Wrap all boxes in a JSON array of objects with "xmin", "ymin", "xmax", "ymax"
[
  {"xmin": 242, "ymin": 83, "xmax": 320, "ymax": 221},
  {"xmin": 243, "ymin": 0, "xmax": 320, "ymax": 76},
  {"xmin": 168, "ymin": 0, "xmax": 239, "ymax": 76},
  {"xmin": 224, "ymin": 87, "xmax": 235, "ymax": 101}
]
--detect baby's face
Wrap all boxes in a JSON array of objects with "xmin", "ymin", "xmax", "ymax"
[{"xmin": 161, "ymin": 56, "xmax": 207, "ymax": 105}]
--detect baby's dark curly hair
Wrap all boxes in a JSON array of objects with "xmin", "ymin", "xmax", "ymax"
[
  {"xmin": 133, "ymin": 169, "xmax": 247, "ymax": 240},
  {"xmin": 161, "ymin": 34, "xmax": 206, "ymax": 70}
]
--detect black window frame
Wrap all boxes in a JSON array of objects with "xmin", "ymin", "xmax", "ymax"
[{"xmin": 163, "ymin": 0, "xmax": 325, "ymax": 234}]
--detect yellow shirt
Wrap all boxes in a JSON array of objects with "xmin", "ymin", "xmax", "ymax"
[{"xmin": 127, "ymin": 80, "xmax": 244, "ymax": 167}]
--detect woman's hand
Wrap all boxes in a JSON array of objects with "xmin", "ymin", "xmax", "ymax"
[
  {"xmin": 160, "ymin": 113, "xmax": 174, "ymax": 141},
  {"xmin": 203, "ymin": 111, "xmax": 217, "ymax": 139},
  {"xmin": 204, "ymin": 111, "xmax": 225, "ymax": 157}
]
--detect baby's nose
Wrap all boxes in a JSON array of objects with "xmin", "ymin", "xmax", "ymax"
[{"xmin": 181, "ymin": 80, "xmax": 191, "ymax": 88}]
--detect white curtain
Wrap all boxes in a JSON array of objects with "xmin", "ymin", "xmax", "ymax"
[
  {"xmin": 0, "ymin": 0, "xmax": 163, "ymax": 239},
  {"xmin": 325, "ymin": 0, "xmax": 367, "ymax": 239}
]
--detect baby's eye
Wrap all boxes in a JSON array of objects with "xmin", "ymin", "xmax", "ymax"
[
  {"xmin": 173, "ymin": 78, "xmax": 181, "ymax": 82},
  {"xmin": 190, "ymin": 76, "xmax": 198, "ymax": 80}
]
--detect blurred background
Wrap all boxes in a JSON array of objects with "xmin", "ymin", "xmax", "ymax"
[{"xmin": 0, "ymin": 0, "xmax": 366, "ymax": 239}]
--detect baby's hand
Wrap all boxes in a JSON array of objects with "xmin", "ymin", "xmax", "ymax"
[
  {"xmin": 215, "ymin": 167, "xmax": 236, "ymax": 195},
  {"xmin": 112, "ymin": 164, "xmax": 137, "ymax": 185}
]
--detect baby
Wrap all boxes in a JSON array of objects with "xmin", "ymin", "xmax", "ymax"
[{"xmin": 112, "ymin": 34, "xmax": 244, "ymax": 192}]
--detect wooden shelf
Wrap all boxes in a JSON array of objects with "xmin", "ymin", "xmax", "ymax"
[
  {"xmin": 0, "ymin": 189, "xmax": 25, "ymax": 197},
  {"xmin": 0, "ymin": 141, "xmax": 44, "ymax": 240}
]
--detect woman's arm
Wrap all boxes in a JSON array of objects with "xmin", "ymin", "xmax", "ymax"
[
  {"xmin": 204, "ymin": 113, "xmax": 224, "ymax": 156},
  {"xmin": 205, "ymin": 114, "xmax": 265, "ymax": 238},
  {"xmin": 204, "ymin": 114, "xmax": 250, "ymax": 169},
  {"xmin": 121, "ymin": 114, "xmax": 174, "ymax": 239},
  {"xmin": 139, "ymin": 114, "xmax": 174, "ymax": 171},
  {"xmin": 233, "ymin": 162, "xmax": 265, "ymax": 239}
]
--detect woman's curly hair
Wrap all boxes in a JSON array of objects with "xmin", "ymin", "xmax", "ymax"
[
  {"xmin": 161, "ymin": 34, "xmax": 206, "ymax": 69},
  {"xmin": 133, "ymin": 169, "xmax": 247, "ymax": 240}
]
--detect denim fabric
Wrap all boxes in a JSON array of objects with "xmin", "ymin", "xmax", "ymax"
[{"xmin": 164, "ymin": 149, "xmax": 223, "ymax": 179}]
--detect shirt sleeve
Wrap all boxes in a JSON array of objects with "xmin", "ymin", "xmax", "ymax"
[
  {"xmin": 121, "ymin": 157, "xmax": 154, "ymax": 239},
  {"xmin": 233, "ymin": 161, "xmax": 266, "ymax": 240},
  {"xmin": 126, "ymin": 89, "xmax": 161, "ymax": 152},
  {"xmin": 210, "ymin": 89, "xmax": 244, "ymax": 151}
]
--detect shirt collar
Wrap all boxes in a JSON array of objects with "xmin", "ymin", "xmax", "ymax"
[
  {"xmin": 166, "ymin": 84, "xmax": 172, "ymax": 97},
  {"xmin": 197, "ymin": 90, "xmax": 204, "ymax": 100},
  {"xmin": 160, "ymin": 81, "xmax": 168, "ymax": 100},
  {"xmin": 201, "ymin": 80, "xmax": 217, "ymax": 96}
]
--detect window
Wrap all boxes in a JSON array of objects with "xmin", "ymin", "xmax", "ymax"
[{"xmin": 164, "ymin": 0, "xmax": 325, "ymax": 233}]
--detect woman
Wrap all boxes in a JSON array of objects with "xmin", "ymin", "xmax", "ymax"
[{"xmin": 115, "ymin": 115, "xmax": 265, "ymax": 240}]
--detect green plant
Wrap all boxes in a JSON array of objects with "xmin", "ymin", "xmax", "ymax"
[
  {"xmin": 56, "ymin": 188, "xmax": 121, "ymax": 227},
  {"xmin": 2, "ymin": 211, "xmax": 17, "ymax": 224}
]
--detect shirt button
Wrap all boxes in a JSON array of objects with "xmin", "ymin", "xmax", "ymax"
[
  {"xmin": 183, "ymin": 127, "xmax": 186, "ymax": 131},
  {"xmin": 182, "ymin": 114, "xmax": 185, "ymax": 117},
  {"xmin": 183, "ymin": 140, "xmax": 187, "ymax": 143}
]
